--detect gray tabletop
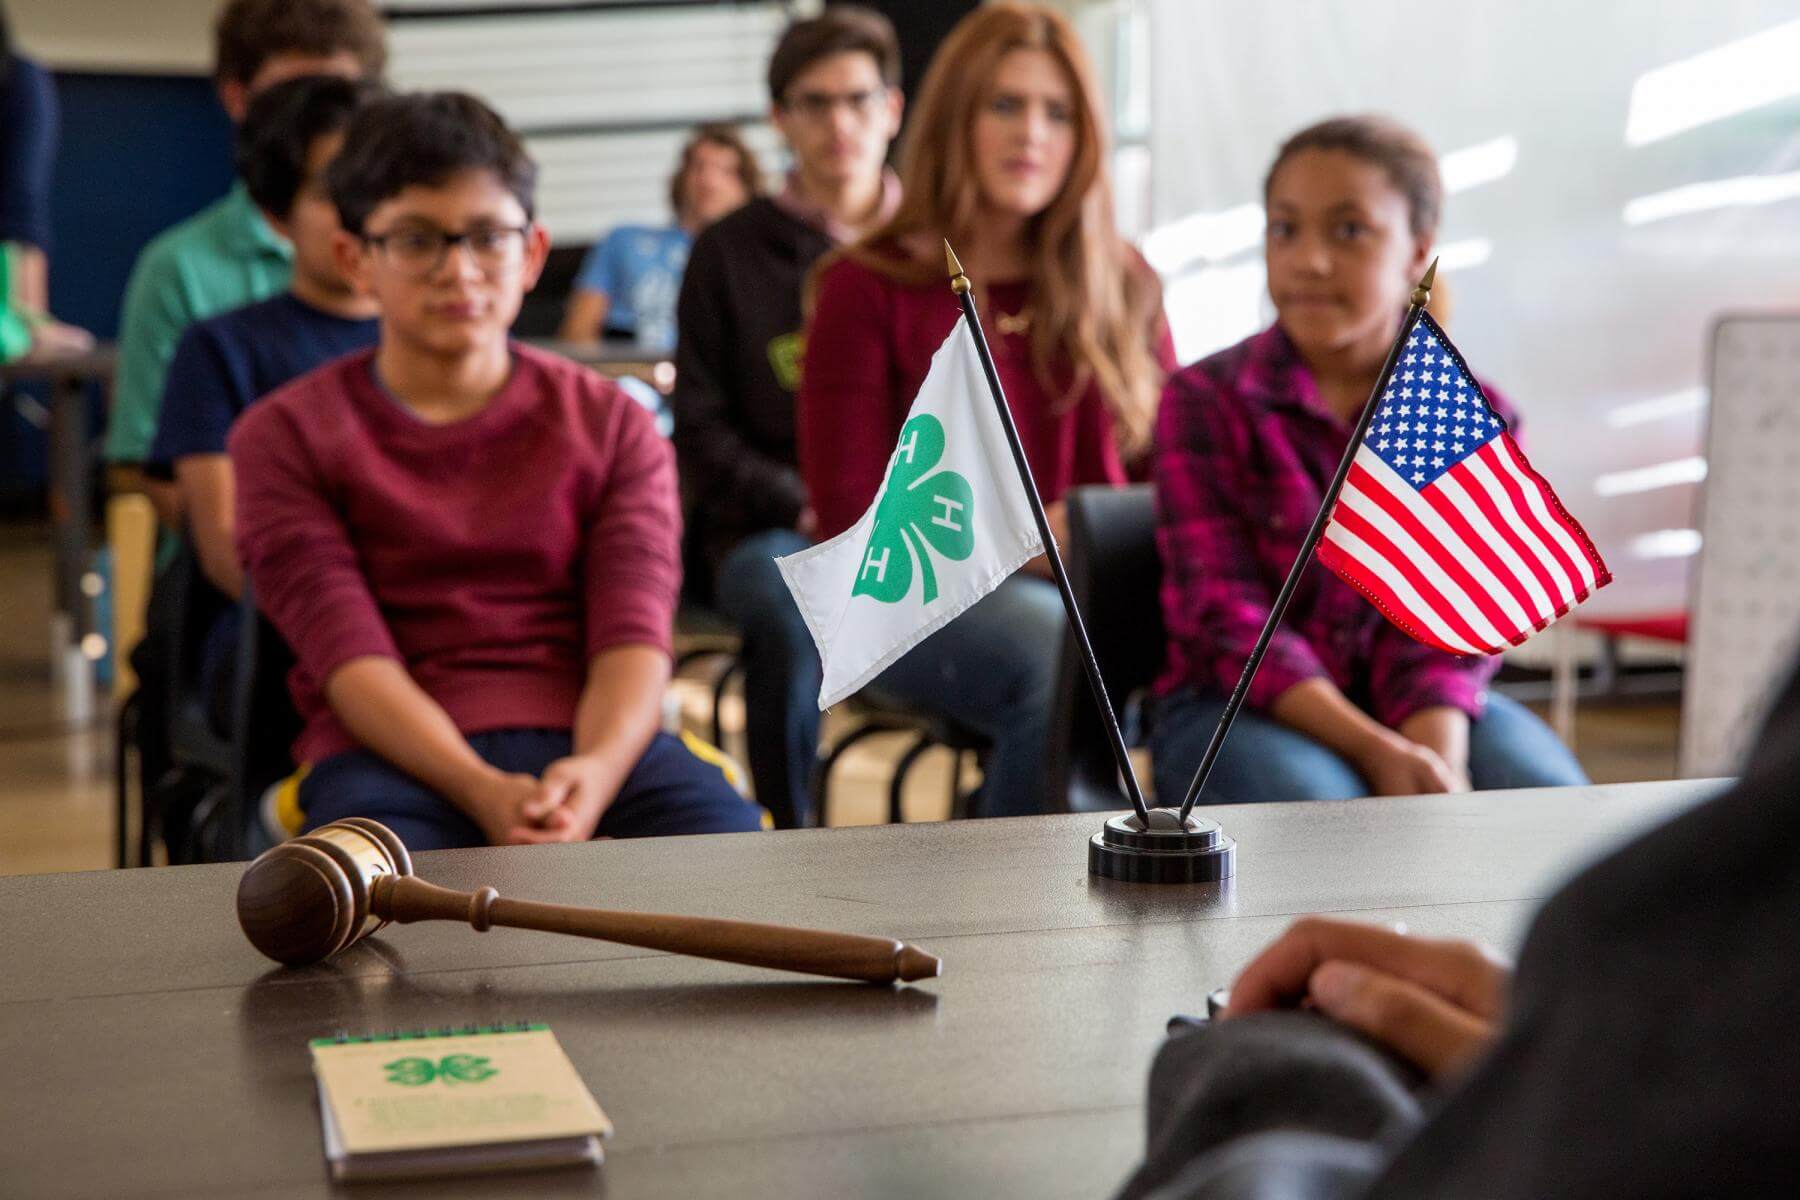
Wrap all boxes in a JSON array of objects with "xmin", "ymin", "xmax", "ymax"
[{"xmin": 0, "ymin": 781, "xmax": 1718, "ymax": 1198}]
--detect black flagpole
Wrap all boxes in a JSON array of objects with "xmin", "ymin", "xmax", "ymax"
[
  {"xmin": 944, "ymin": 242, "xmax": 1150, "ymax": 823},
  {"xmin": 1176, "ymin": 259, "xmax": 1439, "ymax": 823}
]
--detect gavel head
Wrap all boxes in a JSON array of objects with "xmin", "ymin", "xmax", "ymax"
[{"xmin": 237, "ymin": 818, "xmax": 414, "ymax": 966}]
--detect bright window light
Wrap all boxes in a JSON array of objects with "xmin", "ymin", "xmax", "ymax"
[
  {"xmin": 1441, "ymin": 136, "xmax": 1518, "ymax": 193},
  {"xmin": 1434, "ymin": 237, "xmax": 1493, "ymax": 271},
  {"xmin": 1605, "ymin": 388, "xmax": 1707, "ymax": 428},
  {"xmin": 1594, "ymin": 457, "xmax": 1708, "ymax": 497},
  {"xmin": 1624, "ymin": 19, "xmax": 1800, "ymax": 146},
  {"xmin": 1630, "ymin": 528, "xmax": 1703, "ymax": 559},
  {"xmin": 1163, "ymin": 262, "xmax": 1267, "ymax": 364},
  {"xmin": 1622, "ymin": 170, "xmax": 1800, "ymax": 225},
  {"xmin": 1140, "ymin": 203, "xmax": 1264, "ymax": 276}
]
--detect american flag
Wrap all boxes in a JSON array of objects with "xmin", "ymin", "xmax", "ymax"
[{"xmin": 1317, "ymin": 312, "xmax": 1610, "ymax": 656}]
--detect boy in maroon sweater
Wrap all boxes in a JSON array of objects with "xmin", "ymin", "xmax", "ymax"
[{"xmin": 230, "ymin": 92, "xmax": 763, "ymax": 849}]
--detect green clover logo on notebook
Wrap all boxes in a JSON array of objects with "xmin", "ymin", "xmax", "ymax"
[
  {"xmin": 383, "ymin": 1054, "xmax": 499, "ymax": 1086},
  {"xmin": 853, "ymin": 414, "xmax": 974, "ymax": 606}
]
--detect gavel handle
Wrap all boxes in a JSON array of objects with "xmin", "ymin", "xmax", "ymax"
[{"xmin": 371, "ymin": 876, "xmax": 940, "ymax": 984}]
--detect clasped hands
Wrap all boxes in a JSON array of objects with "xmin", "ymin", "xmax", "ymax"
[
  {"xmin": 1221, "ymin": 915, "xmax": 1510, "ymax": 1081},
  {"xmin": 1361, "ymin": 708, "xmax": 1471, "ymax": 795},
  {"xmin": 458, "ymin": 757, "xmax": 617, "ymax": 845}
]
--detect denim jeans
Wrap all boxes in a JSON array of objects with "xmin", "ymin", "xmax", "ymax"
[
  {"xmin": 718, "ymin": 528, "xmax": 1066, "ymax": 822},
  {"xmin": 869, "ymin": 573, "xmax": 1065, "ymax": 818},
  {"xmin": 1150, "ymin": 688, "xmax": 1588, "ymax": 807},
  {"xmin": 716, "ymin": 528, "xmax": 821, "ymax": 828},
  {"xmin": 299, "ymin": 729, "xmax": 764, "ymax": 850}
]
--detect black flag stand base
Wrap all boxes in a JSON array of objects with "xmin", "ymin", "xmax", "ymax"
[{"xmin": 1088, "ymin": 809, "xmax": 1237, "ymax": 884}]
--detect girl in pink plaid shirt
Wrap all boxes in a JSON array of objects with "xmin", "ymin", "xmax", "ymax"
[{"xmin": 1150, "ymin": 116, "xmax": 1584, "ymax": 806}]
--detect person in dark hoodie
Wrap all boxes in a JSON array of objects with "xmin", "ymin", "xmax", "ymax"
[
  {"xmin": 1112, "ymin": 658, "xmax": 1800, "ymax": 1199},
  {"xmin": 671, "ymin": 5, "xmax": 902, "ymax": 829}
]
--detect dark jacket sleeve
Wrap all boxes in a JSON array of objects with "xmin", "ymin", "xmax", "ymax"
[
  {"xmin": 669, "ymin": 224, "xmax": 808, "ymax": 530},
  {"xmin": 0, "ymin": 56, "xmax": 58, "ymax": 252}
]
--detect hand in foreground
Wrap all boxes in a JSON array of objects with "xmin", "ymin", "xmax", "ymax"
[
  {"xmin": 502, "ymin": 755, "xmax": 619, "ymax": 845},
  {"xmin": 1358, "ymin": 731, "xmax": 1470, "ymax": 796},
  {"xmin": 1222, "ymin": 915, "xmax": 1509, "ymax": 1080}
]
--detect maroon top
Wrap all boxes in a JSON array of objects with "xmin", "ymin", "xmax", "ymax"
[
  {"xmin": 797, "ymin": 252, "xmax": 1177, "ymax": 541},
  {"xmin": 230, "ymin": 344, "xmax": 680, "ymax": 763},
  {"xmin": 1153, "ymin": 323, "xmax": 1514, "ymax": 726}
]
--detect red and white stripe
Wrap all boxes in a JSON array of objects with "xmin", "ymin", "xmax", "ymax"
[{"xmin": 1317, "ymin": 434, "xmax": 1611, "ymax": 656}]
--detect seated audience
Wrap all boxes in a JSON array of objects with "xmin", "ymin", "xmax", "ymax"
[
  {"xmin": 672, "ymin": 5, "xmax": 903, "ymax": 828},
  {"xmin": 797, "ymin": 2, "xmax": 1173, "ymax": 818},
  {"xmin": 1150, "ymin": 115, "xmax": 1584, "ymax": 807},
  {"xmin": 1114, "ymin": 658, "xmax": 1800, "ymax": 1198},
  {"xmin": 148, "ymin": 75, "xmax": 381, "ymax": 728},
  {"xmin": 105, "ymin": 0, "xmax": 386, "ymax": 510},
  {"xmin": 231, "ymin": 92, "xmax": 764, "ymax": 850},
  {"xmin": 0, "ymin": 5, "xmax": 92, "ymax": 358},
  {"xmin": 558, "ymin": 123, "xmax": 761, "ymax": 351}
]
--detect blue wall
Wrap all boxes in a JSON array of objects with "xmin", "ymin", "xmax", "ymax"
[
  {"xmin": 48, "ymin": 70, "xmax": 236, "ymax": 335},
  {"xmin": 4, "ymin": 70, "xmax": 231, "ymax": 498}
]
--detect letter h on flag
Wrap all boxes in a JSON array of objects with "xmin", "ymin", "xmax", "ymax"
[
  {"xmin": 778, "ymin": 316, "xmax": 1044, "ymax": 708},
  {"xmin": 1317, "ymin": 311, "xmax": 1611, "ymax": 655}
]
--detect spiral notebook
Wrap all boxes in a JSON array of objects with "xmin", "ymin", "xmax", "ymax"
[{"xmin": 310, "ymin": 1023, "xmax": 611, "ymax": 1183}]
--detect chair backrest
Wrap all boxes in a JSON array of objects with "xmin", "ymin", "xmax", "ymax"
[
  {"xmin": 1045, "ymin": 484, "xmax": 1166, "ymax": 812},
  {"xmin": 1681, "ymin": 314, "xmax": 1800, "ymax": 776},
  {"xmin": 222, "ymin": 586, "xmax": 301, "ymax": 860}
]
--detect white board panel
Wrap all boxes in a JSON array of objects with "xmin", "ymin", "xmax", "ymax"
[{"xmin": 1679, "ymin": 313, "xmax": 1800, "ymax": 777}]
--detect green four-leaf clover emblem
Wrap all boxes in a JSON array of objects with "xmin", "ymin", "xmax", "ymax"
[
  {"xmin": 383, "ymin": 1054, "xmax": 498, "ymax": 1086},
  {"xmin": 853, "ymin": 414, "xmax": 974, "ymax": 606}
]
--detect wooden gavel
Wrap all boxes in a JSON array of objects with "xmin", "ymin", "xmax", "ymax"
[{"xmin": 236, "ymin": 818, "xmax": 941, "ymax": 984}]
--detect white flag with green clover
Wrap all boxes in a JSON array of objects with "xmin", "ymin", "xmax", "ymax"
[{"xmin": 777, "ymin": 316, "xmax": 1044, "ymax": 709}]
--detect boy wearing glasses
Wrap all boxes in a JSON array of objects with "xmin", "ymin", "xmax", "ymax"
[
  {"xmin": 230, "ymin": 93, "xmax": 763, "ymax": 849},
  {"xmin": 672, "ymin": 6, "xmax": 903, "ymax": 829}
]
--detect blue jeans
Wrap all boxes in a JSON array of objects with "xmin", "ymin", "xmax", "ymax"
[
  {"xmin": 871, "ymin": 574, "xmax": 1065, "ymax": 818},
  {"xmin": 718, "ymin": 530, "xmax": 1065, "ymax": 821},
  {"xmin": 1150, "ymin": 688, "xmax": 1587, "ymax": 806},
  {"xmin": 717, "ymin": 528, "xmax": 821, "ymax": 828},
  {"xmin": 299, "ymin": 729, "xmax": 765, "ymax": 851}
]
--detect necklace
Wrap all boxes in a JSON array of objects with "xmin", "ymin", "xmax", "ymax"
[{"xmin": 994, "ymin": 308, "xmax": 1033, "ymax": 336}]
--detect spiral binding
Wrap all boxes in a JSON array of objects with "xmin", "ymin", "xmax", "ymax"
[{"xmin": 310, "ymin": 1020, "xmax": 544, "ymax": 1046}]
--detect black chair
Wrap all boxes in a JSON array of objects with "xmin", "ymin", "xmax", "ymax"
[
  {"xmin": 186, "ymin": 587, "xmax": 300, "ymax": 862},
  {"xmin": 120, "ymin": 541, "xmax": 231, "ymax": 865},
  {"xmin": 1045, "ymin": 484, "xmax": 1166, "ymax": 813},
  {"xmin": 126, "ymin": 543, "xmax": 300, "ymax": 865},
  {"xmin": 672, "ymin": 603, "xmax": 743, "ymax": 752},
  {"xmin": 813, "ymin": 685, "xmax": 989, "ymax": 826}
]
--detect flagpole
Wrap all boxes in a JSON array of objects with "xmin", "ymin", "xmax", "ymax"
[
  {"xmin": 944, "ymin": 242, "xmax": 1151, "ymax": 823},
  {"xmin": 1176, "ymin": 259, "xmax": 1439, "ymax": 823}
]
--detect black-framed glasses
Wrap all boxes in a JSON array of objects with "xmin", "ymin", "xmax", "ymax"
[
  {"xmin": 363, "ymin": 225, "xmax": 531, "ymax": 278},
  {"xmin": 781, "ymin": 88, "xmax": 888, "ymax": 122}
]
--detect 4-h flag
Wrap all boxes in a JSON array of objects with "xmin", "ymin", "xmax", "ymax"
[
  {"xmin": 778, "ymin": 316, "xmax": 1044, "ymax": 708},
  {"xmin": 1317, "ymin": 311, "xmax": 1611, "ymax": 656}
]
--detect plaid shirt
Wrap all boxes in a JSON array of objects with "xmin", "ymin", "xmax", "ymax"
[{"xmin": 1153, "ymin": 323, "xmax": 1513, "ymax": 726}]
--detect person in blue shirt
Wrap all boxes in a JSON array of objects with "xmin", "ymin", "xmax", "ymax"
[
  {"xmin": 558, "ymin": 123, "xmax": 761, "ymax": 351},
  {"xmin": 149, "ymin": 74, "xmax": 383, "ymax": 724},
  {"xmin": 0, "ymin": 6, "xmax": 92, "ymax": 358}
]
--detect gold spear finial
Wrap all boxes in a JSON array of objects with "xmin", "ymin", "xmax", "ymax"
[
  {"xmin": 945, "ymin": 240, "xmax": 970, "ymax": 294},
  {"xmin": 1410, "ymin": 257, "xmax": 1439, "ymax": 308}
]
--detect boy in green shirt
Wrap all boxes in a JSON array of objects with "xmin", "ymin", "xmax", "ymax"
[{"xmin": 105, "ymin": 0, "xmax": 386, "ymax": 514}]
